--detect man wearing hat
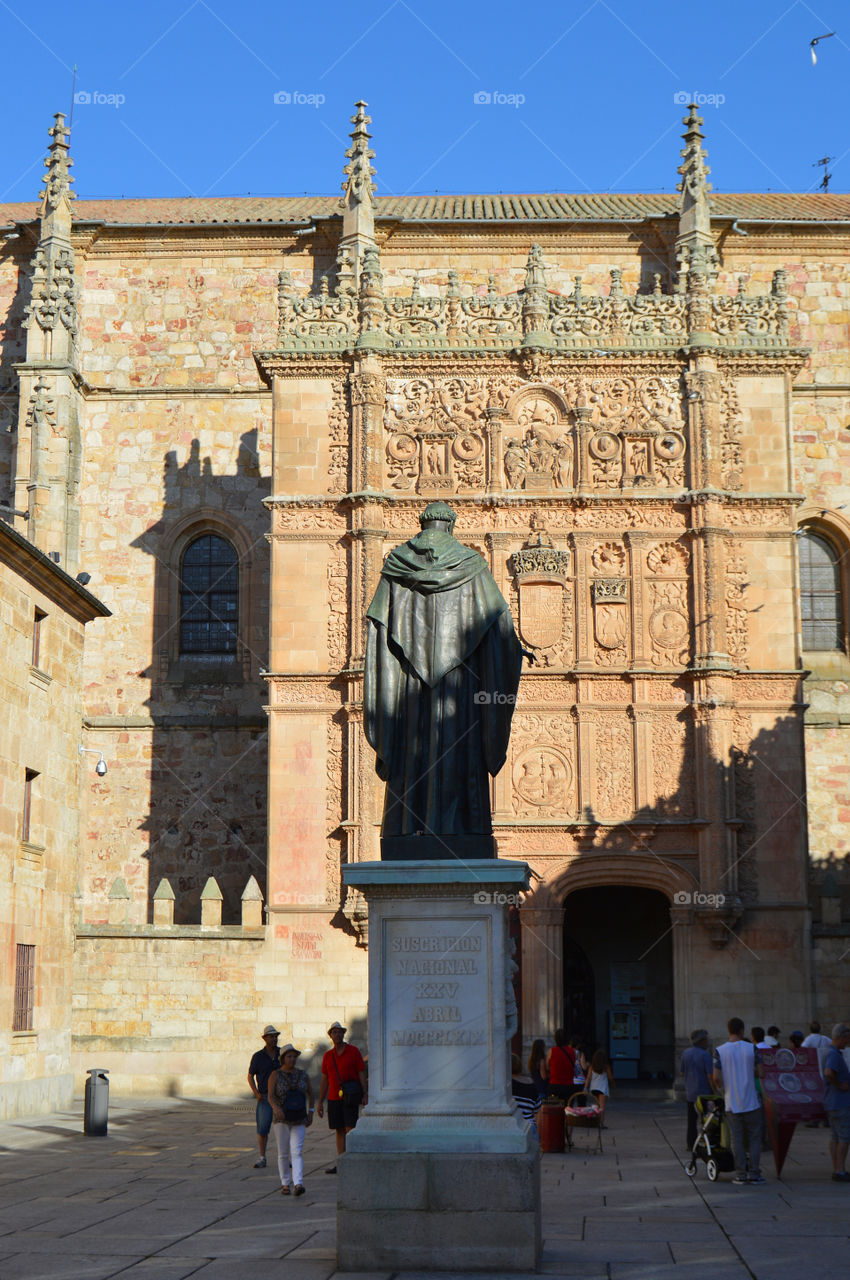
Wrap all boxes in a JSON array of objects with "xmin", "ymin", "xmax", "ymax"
[
  {"xmin": 247, "ymin": 1025, "xmax": 281, "ymax": 1168},
  {"xmin": 316, "ymin": 1021, "xmax": 367, "ymax": 1172}
]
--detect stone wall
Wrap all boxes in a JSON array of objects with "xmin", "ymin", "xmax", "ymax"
[{"xmin": 0, "ymin": 526, "xmax": 105, "ymax": 1118}]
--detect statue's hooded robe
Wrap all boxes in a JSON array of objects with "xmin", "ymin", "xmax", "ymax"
[{"xmin": 365, "ymin": 527, "xmax": 523, "ymax": 859}]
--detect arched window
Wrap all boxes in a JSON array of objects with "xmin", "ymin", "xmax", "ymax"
[
  {"xmin": 799, "ymin": 531, "xmax": 844, "ymax": 652},
  {"xmin": 179, "ymin": 535, "xmax": 239, "ymax": 654}
]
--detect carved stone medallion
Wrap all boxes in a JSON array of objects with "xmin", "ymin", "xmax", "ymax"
[{"xmin": 513, "ymin": 746, "xmax": 573, "ymax": 817}]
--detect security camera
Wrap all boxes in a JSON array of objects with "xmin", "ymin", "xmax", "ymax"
[{"xmin": 95, "ymin": 758, "xmax": 107, "ymax": 777}]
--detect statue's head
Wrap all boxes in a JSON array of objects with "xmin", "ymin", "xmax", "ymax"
[{"xmin": 419, "ymin": 501, "xmax": 457, "ymax": 533}]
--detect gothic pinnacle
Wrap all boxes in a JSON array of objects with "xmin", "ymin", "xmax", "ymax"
[
  {"xmin": 338, "ymin": 100, "xmax": 377, "ymax": 290},
  {"xmin": 675, "ymin": 102, "xmax": 717, "ymax": 283},
  {"xmin": 341, "ymin": 100, "xmax": 376, "ymax": 210},
  {"xmin": 39, "ymin": 111, "xmax": 75, "ymax": 217},
  {"xmin": 677, "ymin": 103, "xmax": 712, "ymax": 200}
]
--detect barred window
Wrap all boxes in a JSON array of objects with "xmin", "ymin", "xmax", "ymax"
[
  {"xmin": 179, "ymin": 535, "xmax": 239, "ymax": 654},
  {"xmin": 799, "ymin": 531, "xmax": 844, "ymax": 652},
  {"xmin": 13, "ymin": 944, "xmax": 35, "ymax": 1031}
]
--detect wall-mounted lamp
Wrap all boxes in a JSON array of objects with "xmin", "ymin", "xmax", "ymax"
[
  {"xmin": 687, "ymin": 390, "xmax": 701, "ymax": 402},
  {"xmin": 79, "ymin": 745, "xmax": 108, "ymax": 776}
]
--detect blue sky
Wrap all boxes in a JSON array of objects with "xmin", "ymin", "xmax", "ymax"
[{"xmin": 0, "ymin": 0, "xmax": 846, "ymax": 201}]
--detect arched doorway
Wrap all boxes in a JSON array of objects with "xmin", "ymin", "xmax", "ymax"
[{"xmin": 563, "ymin": 886, "xmax": 674, "ymax": 1080}]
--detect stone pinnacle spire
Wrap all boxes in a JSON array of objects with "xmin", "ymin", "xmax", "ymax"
[
  {"xmin": 676, "ymin": 103, "xmax": 717, "ymax": 280},
  {"xmin": 338, "ymin": 101, "xmax": 377, "ymax": 291},
  {"xmin": 39, "ymin": 112, "xmax": 75, "ymax": 224}
]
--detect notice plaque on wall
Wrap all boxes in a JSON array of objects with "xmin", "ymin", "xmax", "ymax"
[{"xmin": 381, "ymin": 914, "xmax": 493, "ymax": 1092}]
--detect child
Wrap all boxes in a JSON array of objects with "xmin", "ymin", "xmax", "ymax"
[{"xmin": 588, "ymin": 1048, "xmax": 614, "ymax": 1127}]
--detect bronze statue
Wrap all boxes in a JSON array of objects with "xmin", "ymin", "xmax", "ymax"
[{"xmin": 364, "ymin": 502, "xmax": 524, "ymax": 860}]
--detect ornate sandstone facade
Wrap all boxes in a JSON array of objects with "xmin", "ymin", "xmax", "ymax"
[{"xmin": 1, "ymin": 102, "xmax": 848, "ymax": 1108}]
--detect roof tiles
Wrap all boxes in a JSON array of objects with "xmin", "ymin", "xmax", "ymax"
[{"xmin": 1, "ymin": 192, "xmax": 849, "ymax": 229}]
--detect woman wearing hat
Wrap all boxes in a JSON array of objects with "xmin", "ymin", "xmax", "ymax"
[
  {"xmin": 316, "ymin": 1021, "xmax": 367, "ymax": 1172},
  {"xmin": 268, "ymin": 1044, "xmax": 314, "ymax": 1196}
]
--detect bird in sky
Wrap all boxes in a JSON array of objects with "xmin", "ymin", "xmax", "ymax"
[{"xmin": 810, "ymin": 32, "xmax": 836, "ymax": 65}]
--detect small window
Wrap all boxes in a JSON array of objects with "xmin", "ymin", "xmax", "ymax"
[
  {"xmin": 13, "ymin": 944, "xmax": 35, "ymax": 1030},
  {"xmin": 799, "ymin": 532, "xmax": 844, "ymax": 652},
  {"xmin": 32, "ymin": 608, "xmax": 46, "ymax": 668},
  {"xmin": 22, "ymin": 769, "xmax": 38, "ymax": 844},
  {"xmin": 179, "ymin": 535, "xmax": 239, "ymax": 655}
]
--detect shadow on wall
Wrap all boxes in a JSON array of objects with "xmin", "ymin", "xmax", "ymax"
[{"xmin": 131, "ymin": 431, "xmax": 270, "ymax": 924}]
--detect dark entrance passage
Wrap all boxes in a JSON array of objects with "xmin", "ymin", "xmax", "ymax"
[{"xmin": 563, "ymin": 886, "xmax": 674, "ymax": 1081}]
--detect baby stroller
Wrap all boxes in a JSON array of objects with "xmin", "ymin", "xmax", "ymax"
[{"xmin": 685, "ymin": 1094, "xmax": 735, "ymax": 1182}]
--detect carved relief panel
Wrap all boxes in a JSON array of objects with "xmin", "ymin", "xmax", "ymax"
[
  {"xmin": 384, "ymin": 377, "xmax": 487, "ymax": 493},
  {"xmin": 725, "ymin": 540, "xmax": 749, "ymax": 666},
  {"xmin": 498, "ymin": 375, "xmax": 686, "ymax": 494},
  {"xmin": 503, "ymin": 386, "xmax": 573, "ymax": 491},
  {"xmin": 510, "ymin": 713, "xmax": 577, "ymax": 818},
  {"xmin": 593, "ymin": 714, "xmax": 634, "ymax": 818},
  {"xmin": 591, "ymin": 541, "xmax": 628, "ymax": 666},
  {"xmin": 652, "ymin": 714, "xmax": 694, "ymax": 816},
  {"xmin": 646, "ymin": 540, "xmax": 691, "ymax": 667}
]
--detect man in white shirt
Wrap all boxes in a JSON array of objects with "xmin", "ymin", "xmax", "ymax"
[
  {"xmin": 712, "ymin": 1016, "xmax": 765, "ymax": 1185},
  {"xmin": 802, "ymin": 1020, "xmax": 832, "ymax": 1051}
]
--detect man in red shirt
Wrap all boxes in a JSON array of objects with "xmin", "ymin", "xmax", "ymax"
[{"xmin": 317, "ymin": 1021, "xmax": 368, "ymax": 1172}]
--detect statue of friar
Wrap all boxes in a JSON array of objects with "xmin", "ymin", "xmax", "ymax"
[{"xmin": 364, "ymin": 502, "xmax": 525, "ymax": 860}]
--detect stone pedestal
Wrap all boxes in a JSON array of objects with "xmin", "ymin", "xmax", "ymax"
[{"xmin": 338, "ymin": 860, "xmax": 540, "ymax": 1273}]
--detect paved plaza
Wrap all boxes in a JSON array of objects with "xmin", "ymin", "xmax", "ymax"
[{"xmin": 0, "ymin": 1096, "xmax": 847, "ymax": 1279}]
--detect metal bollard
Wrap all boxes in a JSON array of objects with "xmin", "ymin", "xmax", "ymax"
[{"xmin": 84, "ymin": 1068, "xmax": 109, "ymax": 1136}]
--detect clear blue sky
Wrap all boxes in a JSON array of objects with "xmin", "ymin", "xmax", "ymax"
[{"xmin": 1, "ymin": 0, "xmax": 846, "ymax": 201}]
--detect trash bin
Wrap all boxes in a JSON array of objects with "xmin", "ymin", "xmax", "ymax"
[{"xmin": 84, "ymin": 1068, "xmax": 109, "ymax": 1136}]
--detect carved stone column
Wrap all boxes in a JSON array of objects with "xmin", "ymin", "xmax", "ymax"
[
  {"xmin": 625, "ymin": 531, "xmax": 651, "ymax": 667},
  {"xmin": 571, "ymin": 533, "xmax": 595, "ymax": 670},
  {"xmin": 520, "ymin": 905, "xmax": 563, "ymax": 1039},
  {"xmin": 350, "ymin": 358, "xmax": 386, "ymax": 493},
  {"xmin": 573, "ymin": 705, "xmax": 598, "ymax": 819},
  {"xmin": 629, "ymin": 705, "xmax": 655, "ymax": 812},
  {"xmin": 486, "ymin": 404, "xmax": 507, "ymax": 493}
]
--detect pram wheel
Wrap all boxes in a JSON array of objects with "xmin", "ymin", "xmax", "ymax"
[
  {"xmin": 706, "ymin": 1158, "xmax": 718, "ymax": 1182},
  {"xmin": 685, "ymin": 1159, "xmax": 697, "ymax": 1177}
]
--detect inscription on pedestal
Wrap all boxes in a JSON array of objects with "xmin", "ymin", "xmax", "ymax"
[{"xmin": 381, "ymin": 915, "xmax": 492, "ymax": 1089}]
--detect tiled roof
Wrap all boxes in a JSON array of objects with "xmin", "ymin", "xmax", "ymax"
[{"xmin": 1, "ymin": 192, "xmax": 849, "ymax": 228}]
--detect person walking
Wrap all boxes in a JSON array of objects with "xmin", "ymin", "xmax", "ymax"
[
  {"xmin": 247, "ymin": 1024, "xmax": 280, "ymax": 1168},
  {"xmin": 681, "ymin": 1029, "xmax": 713, "ymax": 1151},
  {"xmin": 711, "ymin": 1017, "xmax": 764, "ymax": 1185},
  {"xmin": 269, "ymin": 1043, "xmax": 314, "ymax": 1196},
  {"xmin": 316, "ymin": 1021, "xmax": 367, "ymax": 1173},
  {"xmin": 545, "ymin": 1028, "xmax": 576, "ymax": 1102},
  {"xmin": 823, "ymin": 1022, "xmax": 850, "ymax": 1182}
]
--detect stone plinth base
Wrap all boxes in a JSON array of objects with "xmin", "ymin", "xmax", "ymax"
[{"xmin": 337, "ymin": 1146, "xmax": 540, "ymax": 1272}]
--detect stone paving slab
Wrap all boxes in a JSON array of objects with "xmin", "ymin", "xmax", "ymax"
[{"xmin": 1, "ymin": 1096, "xmax": 849, "ymax": 1278}]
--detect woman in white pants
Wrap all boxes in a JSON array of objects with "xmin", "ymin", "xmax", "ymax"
[{"xmin": 269, "ymin": 1044, "xmax": 314, "ymax": 1195}]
